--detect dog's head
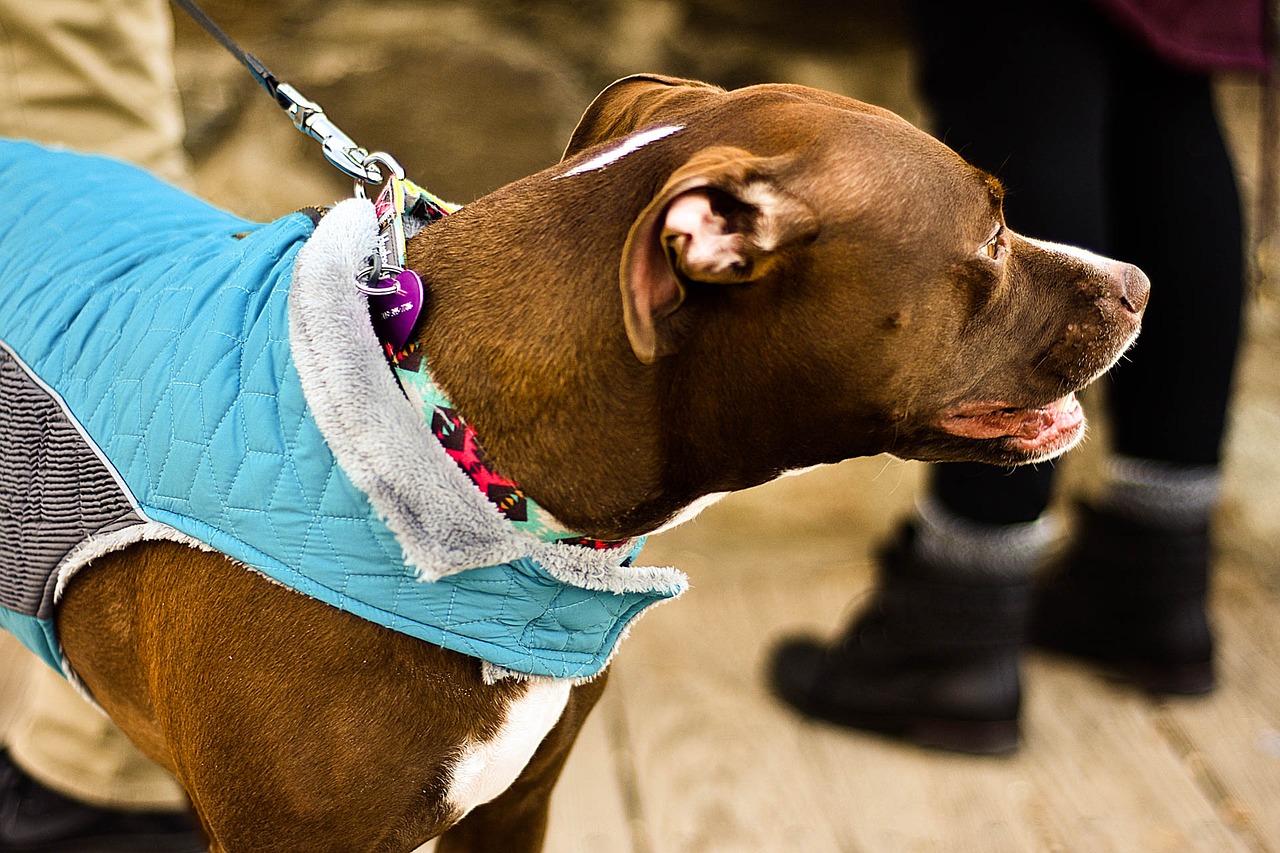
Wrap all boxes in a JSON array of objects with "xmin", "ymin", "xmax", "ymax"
[{"xmin": 564, "ymin": 75, "xmax": 1148, "ymax": 468}]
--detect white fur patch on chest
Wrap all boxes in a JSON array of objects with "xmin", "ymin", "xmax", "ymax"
[
  {"xmin": 446, "ymin": 678, "xmax": 572, "ymax": 816},
  {"xmin": 555, "ymin": 125, "xmax": 684, "ymax": 179}
]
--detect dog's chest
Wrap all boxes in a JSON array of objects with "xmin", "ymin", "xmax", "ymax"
[{"xmin": 445, "ymin": 678, "xmax": 572, "ymax": 815}]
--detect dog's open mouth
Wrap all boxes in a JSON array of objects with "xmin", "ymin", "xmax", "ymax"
[{"xmin": 940, "ymin": 393, "xmax": 1083, "ymax": 456}]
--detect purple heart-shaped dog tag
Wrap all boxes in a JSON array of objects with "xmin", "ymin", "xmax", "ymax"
[{"xmin": 368, "ymin": 269, "xmax": 425, "ymax": 352}]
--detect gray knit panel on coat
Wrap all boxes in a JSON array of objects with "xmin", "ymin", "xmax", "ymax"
[{"xmin": 0, "ymin": 344, "xmax": 143, "ymax": 619}]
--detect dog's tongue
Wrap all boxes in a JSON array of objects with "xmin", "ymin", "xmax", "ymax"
[{"xmin": 942, "ymin": 394, "xmax": 1081, "ymax": 441}]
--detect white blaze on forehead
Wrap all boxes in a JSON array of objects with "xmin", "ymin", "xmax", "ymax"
[{"xmin": 556, "ymin": 125, "xmax": 684, "ymax": 179}]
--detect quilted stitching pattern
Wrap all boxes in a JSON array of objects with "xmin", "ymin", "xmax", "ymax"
[{"xmin": 0, "ymin": 141, "xmax": 667, "ymax": 679}]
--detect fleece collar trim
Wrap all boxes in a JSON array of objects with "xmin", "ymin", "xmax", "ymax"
[{"xmin": 289, "ymin": 199, "xmax": 685, "ymax": 596}]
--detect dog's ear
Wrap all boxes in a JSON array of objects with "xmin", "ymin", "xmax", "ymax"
[
  {"xmin": 620, "ymin": 146, "xmax": 819, "ymax": 363},
  {"xmin": 564, "ymin": 74, "xmax": 724, "ymax": 160}
]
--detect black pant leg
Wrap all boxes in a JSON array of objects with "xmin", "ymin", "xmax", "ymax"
[
  {"xmin": 1102, "ymin": 40, "xmax": 1246, "ymax": 466},
  {"xmin": 910, "ymin": 0, "xmax": 1115, "ymax": 522}
]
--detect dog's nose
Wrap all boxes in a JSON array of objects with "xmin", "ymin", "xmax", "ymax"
[{"xmin": 1117, "ymin": 263, "xmax": 1150, "ymax": 315}]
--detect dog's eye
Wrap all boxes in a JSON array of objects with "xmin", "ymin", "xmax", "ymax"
[{"xmin": 982, "ymin": 227, "xmax": 1005, "ymax": 260}]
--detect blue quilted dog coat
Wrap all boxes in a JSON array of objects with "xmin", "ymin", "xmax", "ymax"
[{"xmin": 0, "ymin": 140, "xmax": 685, "ymax": 685}]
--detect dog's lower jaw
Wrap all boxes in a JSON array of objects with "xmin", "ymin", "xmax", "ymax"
[{"xmin": 939, "ymin": 393, "xmax": 1086, "ymax": 463}]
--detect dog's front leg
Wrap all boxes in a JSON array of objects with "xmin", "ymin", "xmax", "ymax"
[
  {"xmin": 59, "ymin": 541, "xmax": 579, "ymax": 852},
  {"xmin": 435, "ymin": 673, "xmax": 608, "ymax": 853}
]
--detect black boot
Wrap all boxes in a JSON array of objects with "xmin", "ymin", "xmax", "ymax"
[
  {"xmin": 769, "ymin": 526, "xmax": 1029, "ymax": 755},
  {"xmin": 1030, "ymin": 502, "xmax": 1215, "ymax": 695},
  {"xmin": 0, "ymin": 750, "xmax": 206, "ymax": 853}
]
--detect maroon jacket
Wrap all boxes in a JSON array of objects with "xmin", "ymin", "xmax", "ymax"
[{"xmin": 1093, "ymin": 0, "xmax": 1269, "ymax": 71}]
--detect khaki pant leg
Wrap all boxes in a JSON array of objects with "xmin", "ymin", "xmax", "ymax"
[
  {"xmin": 7, "ymin": 670, "xmax": 189, "ymax": 810},
  {"xmin": 0, "ymin": 0, "xmax": 189, "ymax": 182},
  {"xmin": 0, "ymin": 0, "xmax": 190, "ymax": 810},
  {"xmin": 0, "ymin": 634, "xmax": 35, "ymax": 744}
]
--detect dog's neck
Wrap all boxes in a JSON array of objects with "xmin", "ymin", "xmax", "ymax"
[
  {"xmin": 403, "ymin": 167, "xmax": 885, "ymax": 540},
  {"xmin": 390, "ymin": 353, "xmax": 633, "ymax": 549}
]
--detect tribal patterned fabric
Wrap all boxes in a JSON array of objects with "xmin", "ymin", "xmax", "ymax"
[{"xmin": 395, "ymin": 364, "xmax": 630, "ymax": 550}]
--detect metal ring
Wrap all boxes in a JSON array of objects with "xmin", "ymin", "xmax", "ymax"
[
  {"xmin": 354, "ymin": 263, "xmax": 407, "ymax": 296},
  {"xmin": 364, "ymin": 151, "xmax": 406, "ymax": 180},
  {"xmin": 353, "ymin": 151, "xmax": 406, "ymax": 199},
  {"xmin": 355, "ymin": 279, "xmax": 404, "ymax": 296}
]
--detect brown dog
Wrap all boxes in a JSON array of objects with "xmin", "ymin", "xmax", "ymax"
[{"xmin": 44, "ymin": 75, "xmax": 1147, "ymax": 851}]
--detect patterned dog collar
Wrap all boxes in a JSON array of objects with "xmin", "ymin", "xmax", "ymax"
[
  {"xmin": 363, "ymin": 177, "xmax": 629, "ymax": 551},
  {"xmin": 394, "ymin": 362, "xmax": 630, "ymax": 550}
]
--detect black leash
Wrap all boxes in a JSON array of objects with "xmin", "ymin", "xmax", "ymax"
[
  {"xmin": 169, "ymin": 0, "xmax": 381, "ymax": 184},
  {"xmin": 169, "ymin": 0, "xmax": 284, "ymax": 106}
]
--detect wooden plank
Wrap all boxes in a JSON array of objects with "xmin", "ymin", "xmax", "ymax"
[
  {"xmin": 544, "ymin": 692, "xmax": 636, "ymax": 853},
  {"xmin": 608, "ymin": 551, "xmax": 849, "ymax": 853},
  {"xmin": 1155, "ymin": 559, "xmax": 1280, "ymax": 851},
  {"xmin": 1016, "ymin": 656, "xmax": 1249, "ymax": 853}
]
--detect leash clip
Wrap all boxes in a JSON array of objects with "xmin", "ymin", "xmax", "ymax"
[
  {"xmin": 353, "ymin": 151, "xmax": 405, "ymax": 200},
  {"xmin": 276, "ymin": 83, "xmax": 381, "ymax": 184},
  {"xmin": 354, "ymin": 152, "xmax": 411, "ymax": 289}
]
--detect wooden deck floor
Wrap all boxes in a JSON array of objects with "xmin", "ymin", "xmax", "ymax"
[{"xmin": 1, "ymin": 8, "xmax": 1274, "ymax": 847}]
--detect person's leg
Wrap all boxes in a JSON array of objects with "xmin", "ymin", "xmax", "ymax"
[
  {"xmin": 770, "ymin": 0, "xmax": 1116, "ymax": 753},
  {"xmin": 0, "ymin": 2, "xmax": 203, "ymax": 849},
  {"xmin": 1105, "ymin": 47, "xmax": 1244, "ymax": 468},
  {"xmin": 7, "ymin": 674, "xmax": 188, "ymax": 811},
  {"xmin": 0, "ymin": 0, "xmax": 189, "ymax": 182},
  {"xmin": 1030, "ymin": 29, "xmax": 1247, "ymax": 693}
]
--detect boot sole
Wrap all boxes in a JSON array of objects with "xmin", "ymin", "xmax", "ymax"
[
  {"xmin": 776, "ymin": 690, "xmax": 1021, "ymax": 756},
  {"xmin": 1033, "ymin": 643, "xmax": 1215, "ymax": 696},
  {"xmin": 907, "ymin": 716, "xmax": 1022, "ymax": 756},
  {"xmin": 1090, "ymin": 655, "xmax": 1215, "ymax": 696}
]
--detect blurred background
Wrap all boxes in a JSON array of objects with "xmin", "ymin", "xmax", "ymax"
[
  {"xmin": 173, "ymin": 1, "xmax": 922, "ymax": 212},
  {"xmin": 165, "ymin": 1, "xmax": 1280, "ymax": 849}
]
